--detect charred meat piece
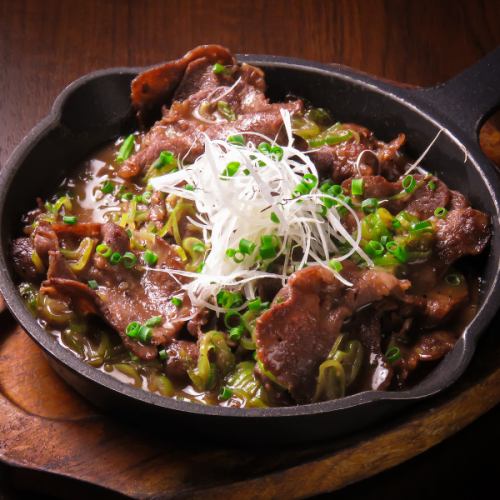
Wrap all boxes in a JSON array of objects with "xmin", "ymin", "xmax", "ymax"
[
  {"xmin": 12, "ymin": 237, "xmax": 38, "ymax": 281},
  {"xmin": 120, "ymin": 50, "xmax": 303, "ymax": 179},
  {"xmin": 434, "ymin": 208, "xmax": 491, "ymax": 264},
  {"xmin": 255, "ymin": 263, "xmax": 410, "ymax": 403},
  {"xmin": 41, "ymin": 223, "xmax": 202, "ymax": 360},
  {"xmin": 131, "ymin": 44, "xmax": 236, "ymax": 123}
]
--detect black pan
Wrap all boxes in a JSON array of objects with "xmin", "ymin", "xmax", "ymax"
[{"xmin": 1, "ymin": 49, "xmax": 499, "ymax": 444}]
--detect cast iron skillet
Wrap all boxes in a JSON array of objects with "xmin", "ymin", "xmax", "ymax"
[{"xmin": 1, "ymin": 49, "xmax": 499, "ymax": 444}]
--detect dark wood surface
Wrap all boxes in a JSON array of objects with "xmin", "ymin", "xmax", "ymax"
[{"xmin": 1, "ymin": 1, "xmax": 500, "ymax": 498}]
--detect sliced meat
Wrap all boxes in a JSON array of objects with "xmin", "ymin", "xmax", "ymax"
[
  {"xmin": 33, "ymin": 224, "xmax": 58, "ymax": 264},
  {"xmin": 403, "ymin": 176, "xmax": 450, "ymax": 219},
  {"xmin": 310, "ymin": 132, "xmax": 406, "ymax": 183},
  {"xmin": 421, "ymin": 275, "xmax": 469, "ymax": 327},
  {"xmin": 164, "ymin": 340, "xmax": 199, "ymax": 381},
  {"xmin": 42, "ymin": 223, "xmax": 202, "ymax": 360},
  {"xmin": 351, "ymin": 309, "xmax": 393, "ymax": 391},
  {"xmin": 120, "ymin": 54, "xmax": 303, "ymax": 179},
  {"xmin": 51, "ymin": 222, "xmax": 101, "ymax": 238},
  {"xmin": 254, "ymin": 263, "xmax": 410, "ymax": 403},
  {"xmin": 131, "ymin": 44, "xmax": 235, "ymax": 123},
  {"xmin": 397, "ymin": 330, "xmax": 457, "ymax": 384},
  {"xmin": 101, "ymin": 221, "xmax": 130, "ymax": 254},
  {"xmin": 47, "ymin": 250, "xmax": 77, "ymax": 280},
  {"xmin": 11, "ymin": 237, "xmax": 38, "ymax": 280},
  {"xmin": 435, "ymin": 208, "xmax": 491, "ymax": 264},
  {"xmin": 309, "ymin": 141, "xmax": 376, "ymax": 182}
]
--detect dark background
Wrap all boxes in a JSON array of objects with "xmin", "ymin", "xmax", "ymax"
[{"xmin": 1, "ymin": 0, "xmax": 499, "ymax": 498}]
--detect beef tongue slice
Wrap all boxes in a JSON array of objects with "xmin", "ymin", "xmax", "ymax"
[
  {"xmin": 254, "ymin": 263, "xmax": 410, "ymax": 403},
  {"xmin": 42, "ymin": 222, "xmax": 197, "ymax": 360}
]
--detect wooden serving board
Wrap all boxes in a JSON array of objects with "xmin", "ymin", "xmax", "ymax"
[{"xmin": 1, "ymin": 116, "xmax": 499, "ymax": 500}]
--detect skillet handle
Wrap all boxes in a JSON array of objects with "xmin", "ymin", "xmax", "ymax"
[{"xmin": 409, "ymin": 47, "xmax": 500, "ymax": 140}]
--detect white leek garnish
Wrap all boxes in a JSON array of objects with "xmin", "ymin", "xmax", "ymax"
[{"xmin": 150, "ymin": 110, "xmax": 369, "ymax": 310}]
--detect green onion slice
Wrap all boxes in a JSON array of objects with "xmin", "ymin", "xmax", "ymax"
[
  {"xmin": 143, "ymin": 249, "xmax": 158, "ymax": 266},
  {"xmin": 126, "ymin": 321, "xmax": 141, "ymax": 338},
  {"xmin": 402, "ymin": 175, "xmax": 417, "ymax": 193},
  {"xmin": 62, "ymin": 215, "xmax": 77, "ymax": 225},
  {"xmin": 385, "ymin": 346, "xmax": 401, "ymax": 363},
  {"xmin": 122, "ymin": 251, "xmax": 137, "ymax": 269},
  {"xmin": 434, "ymin": 207, "xmax": 448, "ymax": 218},
  {"xmin": 351, "ymin": 178, "xmax": 364, "ymax": 196},
  {"xmin": 171, "ymin": 297, "xmax": 183, "ymax": 307},
  {"xmin": 116, "ymin": 134, "xmax": 135, "ymax": 163},
  {"xmin": 328, "ymin": 259, "xmax": 343, "ymax": 272}
]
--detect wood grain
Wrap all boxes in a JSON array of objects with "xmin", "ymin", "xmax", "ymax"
[{"xmin": 1, "ymin": 0, "xmax": 500, "ymax": 498}]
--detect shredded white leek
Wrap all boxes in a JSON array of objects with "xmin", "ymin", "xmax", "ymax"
[{"xmin": 149, "ymin": 110, "xmax": 369, "ymax": 311}]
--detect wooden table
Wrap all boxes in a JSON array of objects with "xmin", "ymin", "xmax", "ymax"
[{"xmin": 1, "ymin": 1, "xmax": 500, "ymax": 498}]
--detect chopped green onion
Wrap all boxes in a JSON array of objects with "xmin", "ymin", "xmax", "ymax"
[
  {"xmin": 351, "ymin": 178, "xmax": 364, "ymax": 196},
  {"xmin": 145, "ymin": 315, "xmax": 163, "ymax": 327},
  {"xmin": 259, "ymin": 233, "xmax": 279, "ymax": 260},
  {"xmin": 212, "ymin": 62, "xmax": 226, "ymax": 74},
  {"xmin": 218, "ymin": 386, "xmax": 233, "ymax": 401},
  {"xmin": 248, "ymin": 297, "xmax": 269, "ymax": 312},
  {"xmin": 122, "ymin": 251, "xmax": 137, "ymax": 269},
  {"xmin": 141, "ymin": 191, "xmax": 152, "ymax": 204},
  {"xmin": 217, "ymin": 290, "xmax": 243, "ymax": 309},
  {"xmin": 96, "ymin": 243, "xmax": 112, "ymax": 258},
  {"xmin": 171, "ymin": 297, "xmax": 183, "ymax": 307},
  {"xmin": 143, "ymin": 250, "xmax": 158, "ymax": 266},
  {"xmin": 121, "ymin": 192, "xmax": 134, "ymax": 201},
  {"xmin": 224, "ymin": 310, "xmax": 242, "ymax": 328},
  {"xmin": 184, "ymin": 184, "xmax": 194, "ymax": 191},
  {"xmin": 239, "ymin": 238, "xmax": 256, "ymax": 255},
  {"xmin": 192, "ymin": 242, "xmax": 205, "ymax": 253},
  {"xmin": 361, "ymin": 198, "xmax": 379, "ymax": 214},
  {"xmin": 229, "ymin": 325, "xmax": 245, "ymax": 341},
  {"xmin": 434, "ymin": 207, "xmax": 448, "ymax": 218},
  {"xmin": 270, "ymin": 145, "xmax": 284, "ymax": 161},
  {"xmin": 270, "ymin": 212, "xmax": 280, "ymax": 224},
  {"xmin": 101, "ymin": 181, "xmax": 114, "ymax": 194},
  {"xmin": 328, "ymin": 259, "xmax": 343, "ymax": 272},
  {"xmin": 217, "ymin": 100, "xmax": 236, "ymax": 121},
  {"xmin": 227, "ymin": 134, "xmax": 244, "ymax": 146},
  {"xmin": 392, "ymin": 219, "xmax": 402, "ymax": 229},
  {"xmin": 293, "ymin": 182, "xmax": 310, "ymax": 197},
  {"xmin": 386, "ymin": 241, "xmax": 408, "ymax": 263},
  {"xmin": 427, "ymin": 180, "xmax": 437, "ymax": 191},
  {"xmin": 158, "ymin": 348, "xmax": 168, "ymax": 361},
  {"xmin": 366, "ymin": 240, "xmax": 385, "ymax": 256},
  {"xmin": 88, "ymin": 280, "xmax": 98, "ymax": 290},
  {"xmin": 126, "ymin": 321, "xmax": 141, "ymax": 339},
  {"xmin": 402, "ymin": 175, "xmax": 417, "ymax": 193},
  {"xmin": 109, "ymin": 252, "xmax": 122, "ymax": 265},
  {"xmin": 385, "ymin": 346, "xmax": 401, "ymax": 363},
  {"xmin": 152, "ymin": 150, "xmax": 175, "ymax": 169},
  {"xmin": 329, "ymin": 184, "xmax": 343, "ymax": 196},
  {"xmin": 445, "ymin": 273, "xmax": 462, "ymax": 286},
  {"xmin": 309, "ymin": 130, "xmax": 353, "ymax": 148},
  {"xmin": 116, "ymin": 134, "xmax": 135, "ymax": 163},
  {"xmin": 303, "ymin": 174, "xmax": 318, "ymax": 190},
  {"xmin": 62, "ymin": 215, "xmax": 77, "ymax": 225},
  {"xmin": 319, "ymin": 181, "xmax": 333, "ymax": 193},
  {"xmin": 411, "ymin": 220, "xmax": 433, "ymax": 233},
  {"xmin": 221, "ymin": 161, "xmax": 240, "ymax": 177},
  {"xmin": 138, "ymin": 325, "xmax": 152, "ymax": 343},
  {"xmin": 258, "ymin": 142, "xmax": 271, "ymax": 154}
]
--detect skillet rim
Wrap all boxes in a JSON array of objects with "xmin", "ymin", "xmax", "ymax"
[{"xmin": 0, "ymin": 54, "xmax": 499, "ymax": 420}]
